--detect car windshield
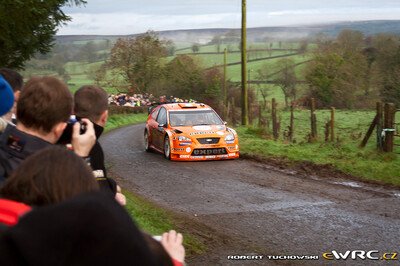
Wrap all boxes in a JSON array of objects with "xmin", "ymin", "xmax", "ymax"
[{"xmin": 169, "ymin": 110, "xmax": 223, "ymax": 127}]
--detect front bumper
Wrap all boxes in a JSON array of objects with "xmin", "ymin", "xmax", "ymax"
[{"xmin": 169, "ymin": 141, "xmax": 240, "ymax": 161}]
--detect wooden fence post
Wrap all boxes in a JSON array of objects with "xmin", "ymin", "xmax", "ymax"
[
  {"xmin": 383, "ymin": 103, "xmax": 396, "ymax": 152},
  {"xmin": 272, "ymin": 98, "xmax": 279, "ymax": 140},
  {"xmin": 289, "ymin": 103, "xmax": 294, "ymax": 142},
  {"xmin": 310, "ymin": 98, "xmax": 317, "ymax": 141},
  {"xmin": 230, "ymin": 97, "xmax": 236, "ymax": 126},
  {"xmin": 324, "ymin": 120, "xmax": 330, "ymax": 142},
  {"xmin": 226, "ymin": 100, "xmax": 231, "ymax": 123},
  {"xmin": 376, "ymin": 102, "xmax": 383, "ymax": 150},
  {"xmin": 330, "ymin": 107, "xmax": 335, "ymax": 142},
  {"xmin": 360, "ymin": 115, "xmax": 378, "ymax": 148}
]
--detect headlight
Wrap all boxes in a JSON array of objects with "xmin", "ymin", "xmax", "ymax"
[
  {"xmin": 225, "ymin": 134, "xmax": 235, "ymax": 142},
  {"xmin": 178, "ymin": 136, "xmax": 191, "ymax": 142}
]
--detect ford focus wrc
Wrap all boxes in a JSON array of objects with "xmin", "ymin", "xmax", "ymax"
[{"xmin": 144, "ymin": 103, "xmax": 239, "ymax": 161}]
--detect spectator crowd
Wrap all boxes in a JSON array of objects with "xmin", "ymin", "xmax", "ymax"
[
  {"xmin": 109, "ymin": 93, "xmax": 197, "ymax": 107},
  {"xmin": 0, "ymin": 68, "xmax": 186, "ymax": 265}
]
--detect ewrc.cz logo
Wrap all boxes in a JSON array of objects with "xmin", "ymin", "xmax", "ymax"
[{"xmin": 323, "ymin": 250, "xmax": 398, "ymax": 260}]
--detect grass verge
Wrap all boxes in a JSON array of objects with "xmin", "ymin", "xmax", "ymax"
[
  {"xmin": 123, "ymin": 190, "xmax": 206, "ymax": 256},
  {"xmin": 237, "ymin": 126, "xmax": 400, "ymax": 186}
]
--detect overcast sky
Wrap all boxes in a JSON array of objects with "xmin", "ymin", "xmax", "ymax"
[{"xmin": 59, "ymin": 0, "xmax": 400, "ymax": 35}]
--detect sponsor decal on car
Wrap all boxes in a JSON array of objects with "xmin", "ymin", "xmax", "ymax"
[
  {"xmin": 189, "ymin": 131, "xmax": 216, "ymax": 136},
  {"xmin": 179, "ymin": 142, "xmax": 192, "ymax": 146},
  {"xmin": 192, "ymin": 125, "xmax": 212, "ymax": 131},
  {"xmin": 192, "ymin": 148, "xmax": 227, "ymax": 156}
]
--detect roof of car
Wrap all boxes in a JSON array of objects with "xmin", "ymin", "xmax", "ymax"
[{"xmin": 161, "ymin": 103, "xmax": 212, "ymax": 111}]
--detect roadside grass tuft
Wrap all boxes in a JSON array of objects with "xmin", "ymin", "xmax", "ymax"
[{"xmin": 123, "ymin": 190, "xmax": 206, "ymax": 256}]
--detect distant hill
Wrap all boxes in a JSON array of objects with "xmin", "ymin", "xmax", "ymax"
[
  {"xmin": 317, "ymin": 20, "xmax": 400, "ymax": 36},
  {"xmin": 56, "ymin": 20, "xmax": 400, "ymax": 44}
]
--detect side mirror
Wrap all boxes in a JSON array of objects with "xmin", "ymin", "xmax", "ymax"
[{"xmin": 224, "ymin": 121, "xmax": 227, "ymax": 125}]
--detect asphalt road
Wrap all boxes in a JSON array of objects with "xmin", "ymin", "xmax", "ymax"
[{"xmin": 101, "ymin": 124, "xmax": 400, "ymax": 265}]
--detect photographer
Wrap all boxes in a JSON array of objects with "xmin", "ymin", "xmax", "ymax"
[
  {"xmin": 0, "ymin": 76, "xmax": 96, "ymax": 183},
  {"xmin": 73, "ymin": 85, "xmax": 126, "ymax": 205}
]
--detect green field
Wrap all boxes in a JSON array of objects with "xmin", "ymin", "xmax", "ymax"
[
  {"xmin": 175, "ymin": 42, "xmax": 302, "ymax": 54},
  {"xmin": 23, "ymin": 41, "xmax": 309, "ymax": 95}
]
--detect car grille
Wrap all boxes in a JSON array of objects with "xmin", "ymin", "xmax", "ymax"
[
  {"xmin": 191, "ymin": 148, "xmax": 227, "ymax": 156},
  {"xmin": 197, "ymin": 138, "xmax": 220, "ymax": 144}
]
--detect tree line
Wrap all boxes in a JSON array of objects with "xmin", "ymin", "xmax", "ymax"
[
  {"xmin": 95, "ymin": 31, "xmax": 226, "ymax": 110},
  {"xmin": 305, "ymin": 30, "xmax": 400, "ymax": 108}
]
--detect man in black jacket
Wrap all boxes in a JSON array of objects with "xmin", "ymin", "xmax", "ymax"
[
  {"xmin": 0, "ymin": 77, "xmax": 96, "ymax": 183},
  {"xmin": 74, "ymin": 85, "xmax": 126, "ymax": 205}
]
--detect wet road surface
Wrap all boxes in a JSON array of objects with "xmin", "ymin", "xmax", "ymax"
[{"xmin": 102, "ymin": 124, "xmax": 400, "ymax": 265}]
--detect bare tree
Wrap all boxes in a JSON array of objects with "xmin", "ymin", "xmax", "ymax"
[
  {"xmin": 106, "ymin": 31, "xmax": 168, "ymax": 93},
  {"xmin": 274, "ymin": 58, "xmax": 297, "ymax": 108}
]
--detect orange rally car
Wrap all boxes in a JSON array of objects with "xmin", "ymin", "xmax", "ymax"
[{"xmin": 144, "ymin": 103, "xmax": 239, "ymax": 161}]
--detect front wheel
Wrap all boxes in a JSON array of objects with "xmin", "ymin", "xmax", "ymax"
[
  {"xmin": 164, "ymin": 135, "xmax": 171, "ymax": 160},
  {"xmin": 144, "ymin": 130, "xmax": 151, "ymax": 152}
]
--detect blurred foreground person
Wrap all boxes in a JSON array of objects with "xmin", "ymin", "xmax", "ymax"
[
  {"xmin": 143, "ymin": 230, "xmax": 186, "ymax": 266},
  {"xmin": 0, "ymin": 192, "xmax": 159, "ymax": 265},
  {"xmin": 0, "ymin": 68, "xmax": 23, "ymax": 130},
  {"xmin": 0, "ymin": 77, "xmax": 96, "ymax": 183},
  {"xmin": 0, "ymin": 146, "xmax": 98, "ymax": 226},
  {"xmin": 0, "ymin": 146, "xmax": 98, "ymax": 207},
  {"xmin": 0, "ymin": 74, "xmax": 14, "ymax": 118},
  {"xmin": 0, "ymin": 147, "xmax": 186, "ymax": 265},
  {"xmin": 0, "ymin": 75, "xmax": 14, "ymax": 180}
]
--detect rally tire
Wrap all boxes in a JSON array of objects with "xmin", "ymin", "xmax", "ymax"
[
  {"xmin": 144, "ymin": 130, "xmax": 151, "ymax": 152},
  {"xmin": 164, "ymin": 135, "xmax": 171, "ymax": 160}
]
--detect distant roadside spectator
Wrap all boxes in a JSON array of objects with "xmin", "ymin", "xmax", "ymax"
[
  {"xmin": 74, "ymin": 85, "xmax": 125, "ymax": 205},
  {"xmin": 108, "ymin": 92, "xmax": 195, "ymax": 108},
  {"xmin": 0, "ymin": 77, "xmax": 96, "ymax": 183}
]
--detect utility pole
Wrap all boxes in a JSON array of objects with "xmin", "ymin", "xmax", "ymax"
[{"xmin": 241, "ymin": 0, "xmax": 248, "ymax": 125}]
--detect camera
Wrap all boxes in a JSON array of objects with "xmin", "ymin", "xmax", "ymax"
[{"xmin": 57, "ymin": 116, "xmax": 87, "ymax": 145}]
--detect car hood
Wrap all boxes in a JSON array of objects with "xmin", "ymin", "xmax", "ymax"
[{"xmin": 171, "ymin": 125, "xmax": 227, "ymax": 136}]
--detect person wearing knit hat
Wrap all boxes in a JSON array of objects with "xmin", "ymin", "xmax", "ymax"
[
  {"xmin": 0, "ymin": 68, "xmax": 23, "ymax": 127},
  {"xmin": 0, "ymin": 75, "xmax": 14, "ymax": 117}
]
